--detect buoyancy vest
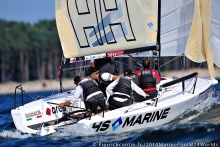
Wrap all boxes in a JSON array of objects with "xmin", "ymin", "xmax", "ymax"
[
  {"xmin": 113, "ymin": 77, "xmax": 132, "ymax": 99},
  {"xmin": 79, "ymin": 80, "xmax": 100, "ymax": 100},
  {"xmin": 97, "ymin": 63, "xmax": 115, "ymax": 88},
  {"xmin": 139, "ymin": 69, "xmax": 156, "ymax": 89}
]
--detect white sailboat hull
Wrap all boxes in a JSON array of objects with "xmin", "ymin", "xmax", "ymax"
[{"xmin": 11, "ymin": 77, "xmax": 218, "ymax": 135}]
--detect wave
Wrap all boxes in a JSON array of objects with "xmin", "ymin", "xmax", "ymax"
[
  {"xmin": 0, "ymin": 130, "xmax": 33, "ymax": 139},
  {"xmin": 122, "ymin": 122, "xmax": 220, "ymax": 143},
  {"xmin": 50, "ymin": 123, "xmax": 94, "ymax": 137}
]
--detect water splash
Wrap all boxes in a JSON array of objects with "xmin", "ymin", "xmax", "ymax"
[
  {"xmin": 51, "ymin": 123, "xmax": 93, "ymax": 137},
  {"xmin": 170, "ymin": 91, "xmax": 220, "ymax": 125},
  {"xmin": 194, "ymin": 93, "xmax": 218, "ymax": 111},
  {"xmin": 0, "ymin": 130, "xmax": 32, "ymax": 139}
]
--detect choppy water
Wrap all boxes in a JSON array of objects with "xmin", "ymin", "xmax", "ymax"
[{"xmin": 0, "ymin": 84, "xmax": 220, "ymax": 147}]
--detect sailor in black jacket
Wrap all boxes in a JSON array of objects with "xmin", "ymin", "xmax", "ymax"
[
  {"xmin": 59, "ymin": 76, "xmax": 108, "ymax": 116},
  {"xmin": 87, "ymin": 66, "xmax": 120, "ymax": 97},
  {"xmin": 106, "ymin": 69, "xmax": 148, "ymax": 109}
]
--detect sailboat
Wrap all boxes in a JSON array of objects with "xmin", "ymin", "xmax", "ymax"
[{"xmin": 11, "ymin": 0, "xmax": 220, "ymax": 136}]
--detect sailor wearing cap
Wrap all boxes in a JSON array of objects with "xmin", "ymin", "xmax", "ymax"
[
  {"xmin": 59, "ymin": 76, "xmax": 108, "ymax": 116},
  {"xmin": 106, "ymin": 69, "xmax": 148, "ymax": 109},
  {"xmin": 87, "ymin": 66, "xmax": 120, "ymax": 97}
]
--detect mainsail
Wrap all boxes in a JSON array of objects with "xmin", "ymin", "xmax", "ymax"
[
  {"xmin": 56, "ymin": 0, "xmax": 158, "ymax": 58},
  {"xmin": 56, "ymin": 0, "xmax": 220, "ymax": 77}
]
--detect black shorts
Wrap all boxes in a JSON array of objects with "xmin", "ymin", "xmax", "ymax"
[
  {"xmin": 85, "ymin": 93, "xmax": 107, "ymax": 114},
  {"xmin": 109, "ymin": 98, "xmax": 133, "ymax": 110},
  {"xmin": 142, "ymin": 90, "xmax": 158, "ymax": 101}
]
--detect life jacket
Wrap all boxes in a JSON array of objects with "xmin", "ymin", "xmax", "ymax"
[
  {"xmin": 139, "ymin": 69, "xmax": 156, "ymax": 89},
  {"xmin": 79, "ymin": 80, "xmax": 100, "ymax": 100},
  {"xmin": 113, "ymin": 77, "xmax": 132, "ymax": 99},
  {"xmin": 97, "ymin": 63, "xmax": 115, "ymax": 88}
]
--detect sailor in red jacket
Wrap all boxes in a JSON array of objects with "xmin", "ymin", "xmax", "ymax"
[{"xmin": 135, "ymin": 59, "xmax": 161, "ymax": 100}]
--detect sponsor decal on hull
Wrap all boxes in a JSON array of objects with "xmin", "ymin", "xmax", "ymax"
[
  {"xmin": 25, "ymin": 110, "xmax": 41, "ymax": 118},
  {"xmin": 92, "ymin": 108, "xmax": 171, "ymax": 132},
  {"xmin": 112, "ymin": 117, "xmax": 122, "ymax": 131},
  {"xmin": 36, "ymin": 115, "xmax": 42, "ymax": 118},
  {"xmin": 52, "ymin": 106, "xmax": 64, "ymax": 114},
  {"xmin": 46, "ymin": 108, "xmax": 51, "ymax": 116},
  {"xmin": 26, "ymin": 118, "xmax": 32, "ymax": 121},
  {"xmin": 25, "ymin": 110, "xmax": 42, "ymax": 121}
]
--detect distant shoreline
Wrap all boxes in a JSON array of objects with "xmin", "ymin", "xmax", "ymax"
[{"xmin": 0, "ymin": 68, "xmax": 219, "ymax": 95}]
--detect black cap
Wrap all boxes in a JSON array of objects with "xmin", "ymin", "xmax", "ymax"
[
  {"xmin": 74, "ymin": 76, "xmax": 82, "ymax": 84},
  {"xmin": 86, "ymin": 67, "xmax": 98, "ymax": 76},
  {"xmin": 124, "ymin": 69, "xmax": 133, "ymax": 76}
]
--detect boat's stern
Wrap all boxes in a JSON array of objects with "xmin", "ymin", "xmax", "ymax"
[
  {"xmin": 11, "ymin": 108, "xmax": 39, "ymax": 134},
  {"xmin": 11, "ymin": 92, "xmax": 87, "ymax": 135}
]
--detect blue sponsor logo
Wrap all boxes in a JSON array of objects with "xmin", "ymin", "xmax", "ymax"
[
  {"xmin": 89, "ymin": 2, "xmax": 128, "ymax": 47},
  {"xmin": 148, "ymin": 22, "xmax": 153, "ymax": 29},
  {"xmin": 112, "ymin": 117, "xmax": 122, "ymax": 131}
]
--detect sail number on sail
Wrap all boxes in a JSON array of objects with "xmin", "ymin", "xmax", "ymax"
[{"xmin": 67, "ymin": 1, "xmax": 136, "ymax": 48}]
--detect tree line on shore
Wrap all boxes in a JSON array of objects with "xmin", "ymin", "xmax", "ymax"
[
  {"xmin": 0, "ymin": 19, "xmax": 208, "ymax": 83},
  {"xmin": 0, "ymin": 19, "xmax": 62, "ymax": 83}
]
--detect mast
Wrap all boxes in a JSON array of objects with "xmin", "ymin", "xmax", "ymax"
[{"xmin": 153, "ymin": 0, "xmax": 161, "ymax": 75}]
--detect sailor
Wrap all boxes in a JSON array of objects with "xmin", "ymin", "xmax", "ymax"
[
  {"xmin": 135, "ymin": 59, "xmax": 161, "ymax": 100},
  {"xmin": 106, "ymin": 69, "xmax": 148, "ymax": 109},
  {"xmin": 59, "ymin": 76, "xmax": 108, "ymax": 116},
  {"xmin": 87, "ymin": 65, "xmax": 120, "ymax": 97}
]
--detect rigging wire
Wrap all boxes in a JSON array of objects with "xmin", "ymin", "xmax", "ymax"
[
  {"xmin": 51, "ymin": 80, "xmax": 58, "ymax": 96},
  {"xmin": 23, "ymin": 92, "xmax": 38, "ymax": 101},
  {"xmin": 159, "ymin": 55, "xmax": 182, "ymax": 68},
  {"xmin": 183, "ymin": 0, "xmax": 186, "ymax": 77},
  {"xmin": 78, "ymin": 61, "xmax": 84, "ymax": 76},
  {"xmin": 174, "ymin": 0, "xmax": 179, "ymax": 29},
  {"xmin": 180, "ymin": 54, "xmax": 184, "ymax": 77},
  {"xmin": 22, "ymin": 79, "xmax": 55, "ymax": 101},
  {"xmin": 116, "ymin": 61, "xmax": 140, "ymax": 69}
]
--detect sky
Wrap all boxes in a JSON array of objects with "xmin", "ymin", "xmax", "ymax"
[{"xmin": 0, "ymin": 0, "xmax": 55, "ymax": 24}]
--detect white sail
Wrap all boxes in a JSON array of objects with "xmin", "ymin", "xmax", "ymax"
[
  {"xmin": 161, "ymin": 0, "xmax": 195, "ymax": 56},
  {"xmin": 164, "ymin": 0, "xmax": 220, "ymax": 68},
  {"xmin": 56, "ymin": 0, "xmax": 158, "ymax": 58},
  {"xmin": 210, "ymin": 0, "xmax": 220, "ymax": 68},
  {"xmin": 56, "ymin": 0, "xmax": 220, "ymax": 71}
]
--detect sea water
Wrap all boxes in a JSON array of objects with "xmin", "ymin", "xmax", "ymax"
[{"xmin": 0, "ymin": 84, "xmax": 220, "ymax": 147}]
